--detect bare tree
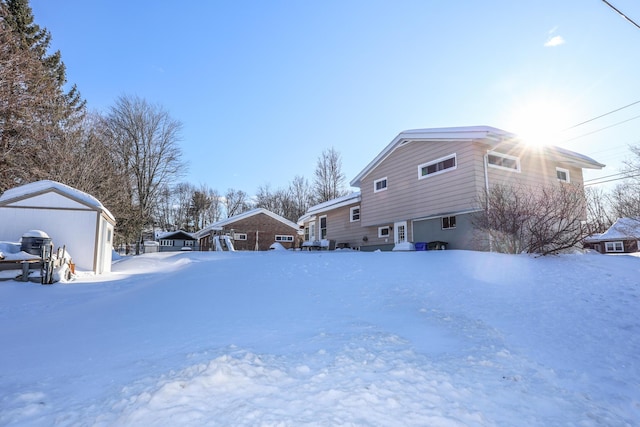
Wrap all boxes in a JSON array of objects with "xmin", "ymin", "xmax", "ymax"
[
  {"xmin": 225, "ymin": 188, "xmax": 252, "ymax": 217},
  {"xmin": 473, "ymin": 183, "xmax": 590, "ymax": 255},
  {"xmin": 289, "ymin": 175, "xmax": 313, "ymax": 221},
  {"xmin": 106, "ymin": 95, "xmax": 186, "ymax": 237},
  {"xmin": 312, "ymin": 147, "xmax": 347, "ymax": 204},
  {"xmin": 585, "ymin": 186, "xmax": 614, "ymax": 235},
  {"xmin": 204, "ymin": 187, "xmax": 223, "ymax": 225}
]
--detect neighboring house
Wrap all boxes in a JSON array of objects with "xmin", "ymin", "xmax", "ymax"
[
  {"xmin": 0, "ymin": 180, "xmax": 116, "ymax": 273},
  {"xmin": 299, "ymin": 126, "xmax": 605, "ymax": 251},
  {"xmin": 196, "ymin": 208, "xmax": 301, "ymax": 251},
  {"xmin": 155, "ymin": 230, "xmax": 198, "ymax": 252},
  {"xmin": 584, "ymin": 217, "xmax": 640, "ymax": 253}
]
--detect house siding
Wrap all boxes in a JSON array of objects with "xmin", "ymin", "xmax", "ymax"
[{"xmin": 360, "ymin": 140, "xmax": 479, "ymax": 227}]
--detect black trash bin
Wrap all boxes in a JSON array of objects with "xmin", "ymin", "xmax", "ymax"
[{"xmin": 20, "ymin": 230, "xmax": 52, "ymax": 256}]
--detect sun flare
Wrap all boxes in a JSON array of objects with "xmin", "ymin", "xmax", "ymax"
[{"xmin": 506, "ymin": 96, "xmax": 574, "ymax": 147}]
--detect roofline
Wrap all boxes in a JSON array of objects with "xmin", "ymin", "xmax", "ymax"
[
  {"xmin": 350, "ymin": 126, "xmax": 515, "ymax": 187},
  {"xmin": 0, "ymin": 181, "xmax": 116, "ymax": 224},
  {"xmin": 196, "ymin": 208, "xmax": 299, "ymax": 237}
]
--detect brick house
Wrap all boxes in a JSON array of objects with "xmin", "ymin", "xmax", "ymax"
[{"xmin": 195, "ymin": 208, "xmax": 301, "ymax": 251}]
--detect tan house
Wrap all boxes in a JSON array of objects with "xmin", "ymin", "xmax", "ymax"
[
  {"xmin": 196, "ymin": 208, "xmax": 301, "ymax": 251},
  {"xmin": 299, "ymin": 126, "xmax": 605, "ymax": 251}
]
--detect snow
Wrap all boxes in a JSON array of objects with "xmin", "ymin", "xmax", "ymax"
[
  {"xmin": 588, "ymin": 217, "xmax": 640, "ymax": 241},
  {"xmin": 0, "ymin": 180, "xmax": 115, "ymax": 222},
  {"xmin": 21, "ymin": 230, "xmax": 51, "ymax": 239},
  {"xmin": 0, "ymin": 250, "xmax": 639, "ymax": 426}
]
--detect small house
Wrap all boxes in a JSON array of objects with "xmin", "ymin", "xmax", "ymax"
[
  {"xmin": 0, "ymin": 180, "xmax": 116, "ymax": 274},
  {"xmin": 584, "ymin": 217, "xmax": 640, "ymax": 253},
  {"xmin": 156, "ymin": 230, "xmax": 198, "ymax": 252},
  {"xmin": 196, "ymin": 208, "xmax": 301, "ymax": 251}
]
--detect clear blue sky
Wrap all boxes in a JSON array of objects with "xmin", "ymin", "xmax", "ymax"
[{"xmin": 30, "ymin": 0, "xmax": 640, "ymax": 194}]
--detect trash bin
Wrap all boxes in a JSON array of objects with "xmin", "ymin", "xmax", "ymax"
[
  {"xmin": 415, "ymin": 242, "xmax": 427, "ymax": 251},
  {"xmin": 427, "ymin": 241, "xmax": 447, "ymax": 250}
]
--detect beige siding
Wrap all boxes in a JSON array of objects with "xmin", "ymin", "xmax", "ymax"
[
  {"xmin": 477, "ymin": 142, "xmax": 586, "ymax": 189},
  {"xmin": 360, "ymin": 140, "xmax": 480, "ymax": 227},
  {"xmin": 302, "ymin": 202, "xmax": 365, "ymax": 249}
]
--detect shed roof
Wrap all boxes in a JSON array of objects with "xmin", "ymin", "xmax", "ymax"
[{"xmin": 0, "ymin": 180, "xmax": 115, "ymax": 223}]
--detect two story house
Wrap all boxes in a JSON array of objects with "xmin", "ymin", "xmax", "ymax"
[{"xmin": 299, "ymin": 126, "xmax": 605, "ymax": 251}]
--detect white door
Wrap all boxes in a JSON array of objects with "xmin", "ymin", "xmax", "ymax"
[
  {"xmin": 394, "ymin": 221, "xmax": 407, "ymax": 245},
  {"xmin": 309, "ymin": 221, "xmax": 316, "ymax": 241}
]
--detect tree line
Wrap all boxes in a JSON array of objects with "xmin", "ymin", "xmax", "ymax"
[{"xmin": 0, "ymin": 0, "xmax": 349, "ymax": 246}]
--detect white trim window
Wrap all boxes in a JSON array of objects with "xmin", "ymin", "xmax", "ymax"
[
  {"xmin": 605, "ymin": 241, "xmax": 624, "ymax": 252},
  {"xmin": 275, "ymin": 235, "xmax": 294, "ymax": 242},
  {"xmin": 378, "ymin": 226, "xmax": 391, "ymax": 238},
  {"xmin": 487, "ymin": 151, "xmax": 520, "ymax": 172},
  {"xmin": 374, "ymin": 177, "xmax": 388, "ymax": 193},
  {"xmin": 350, "ymin": 206, "xmax": 361, "ymax": 222},
  {"xmin": 184, "ymin": 240, "xmax": 195, "ymax": 247},
  {"xmin": 442, "ymin": 216, "xmax": 456, "ymax": 229},
  {"xmin": 233, "ymin": 233, "xmax": 247, "ymax": 240},
  {"xmin": 320, "ymin": 215, "xmax": 327, "ymax": 239},
  {"xmin": 159, "ymin": 240, "xmax": 172, "ymax": 246},
  {"xmin": 418, "ymin": 154, "xmax": 457, "ymax": 179},
  {"xmin": 556, "ymin": 167, "xmax": 570, "ymax": 183}
]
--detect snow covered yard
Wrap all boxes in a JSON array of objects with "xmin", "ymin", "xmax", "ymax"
[{"xmin": 0, "ymin": 250, "xmax": 638, "ymax": 426}]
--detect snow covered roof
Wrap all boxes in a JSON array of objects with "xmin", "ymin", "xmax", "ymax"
[
  {"xmin": 298, "ymin": 192, "xmax": 361, "ymax": 223},
  {"xmin": 156, "ymin": 230, "xmax": 196, "ymax": 240},
  {"xmin": 195, "ymin": 208, "xmax": 300, "ymax": 238},
  {"xmin": 585, "ymin": 217, "xmax": 640, "ymax": 242},
  {"xmin": 0, "ymin": 180, "xmax": 116, "ymax": 222},
  {"xmin": 350, "ymin": 126, "xmax": 605, "ymax": 187}
]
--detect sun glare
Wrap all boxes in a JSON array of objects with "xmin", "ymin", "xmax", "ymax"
[{"xmin": 506, "ymin": 97, "xmax": 574, "ymax": 147}]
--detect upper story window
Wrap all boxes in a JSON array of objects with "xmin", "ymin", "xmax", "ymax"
[
  {"xmin": 556, "ymin": 167, "xmax": 570, "ymax": 183},
  {"xmin": 350, "ymin": 206, "xmax": 360, "ymax": 222},
  {"xmin": 374, "ymin": 177, "xmax": 388, "ymax": 192},
  {"xmin": 418, "ymin": 154, "xmax": 457, "ymax": 179},
  {"xmin": 487, "ymin": 151, "xmax": 520, "ymax": 172}
]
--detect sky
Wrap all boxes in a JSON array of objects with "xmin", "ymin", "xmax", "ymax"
[
  {"xmin": 29, "ymin": 0, "xmax": 640, "ymax": 195},
  {"xmin": 1, "ymin": 249, "xmax": 639, "ymax": 425}
]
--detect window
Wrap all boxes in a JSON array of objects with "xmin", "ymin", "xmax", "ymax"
[
  {"xmin": 275, "ymin": 235, "xmax": 294, "ymax": 242},
  {"xmin": 184, "ymin": 240, "xmax": 194, "ymax": 246},
  {"xmin": 442, "ymin": 216, "xmax": 456, "ymax": 229},
  {"xmin": 233, "ymin": 233, "xmax": 247, "ymax": 240},
  {"xmin": 419, "ymin": 154, "xmax": 457, "ymax": 179},
  {"xmin": 487, "ymin": 151, "xmax": 520, "ymax": 172},
  {"xmin": 160, "ymin": 240, "xmax": 172, "ymax": 246},
  {"xmin": 320, "ymin": 215, "xmax": 327, "ymax": 239},
  {"xmin": 350, "ymin": 206, "xmax": 361, "ymax": 222},
  {"xmin": 304, "ymin": 226, "xmax": 310, "ymax": 241},
  {"xmin": 556, "ymin": 167, "xmax": 570, "ymax": 183},
  {"xmin": 378, "ymin": 226, "xmax": 390, "ymax": 238},
  {"xmin": 605, "ymin": 241, "xmax": 624, "ymax": 252},
  {"xmin": 374, "ymin": 177, "xmax": 388, "ymax": 192}
]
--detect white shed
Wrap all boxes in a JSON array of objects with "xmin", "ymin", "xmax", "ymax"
[{"xmin": 0, "ymin": 180, "xmax": 116, "ymax": 274}]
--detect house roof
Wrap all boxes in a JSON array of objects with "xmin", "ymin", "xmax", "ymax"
[
  {"xmin": 195, "ymin": 208, "xmax": 300, "ymax": 238},
  {"xmin": 585, "ymin": 217, "xmax": 640, "ymax": 242},
  {"xmin": 0, "ymin": 180, "xmax": 116, "ymax": 223},
  {"xmin": 156, "ymin": 230, "xmax": 196, "ymax": 240},
  {"xmin": 298, "ymin": 192, "xmax": 361, "ymax": 223},
  {"xmin": 350, "ymin": 126, "xmax": 605, "ymax": 187}
]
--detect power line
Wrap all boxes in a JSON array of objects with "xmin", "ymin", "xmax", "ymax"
[
  {"xmin": 601, "ymin": 0, "xmax": 640, "ymax": 30},
  {"xmin": 563, "ymin": 99, "xmax": 640, "ymax": 131},
  {"xmin": 561, "ymin": 114, "xmax": 640, "ymax": 143}
]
